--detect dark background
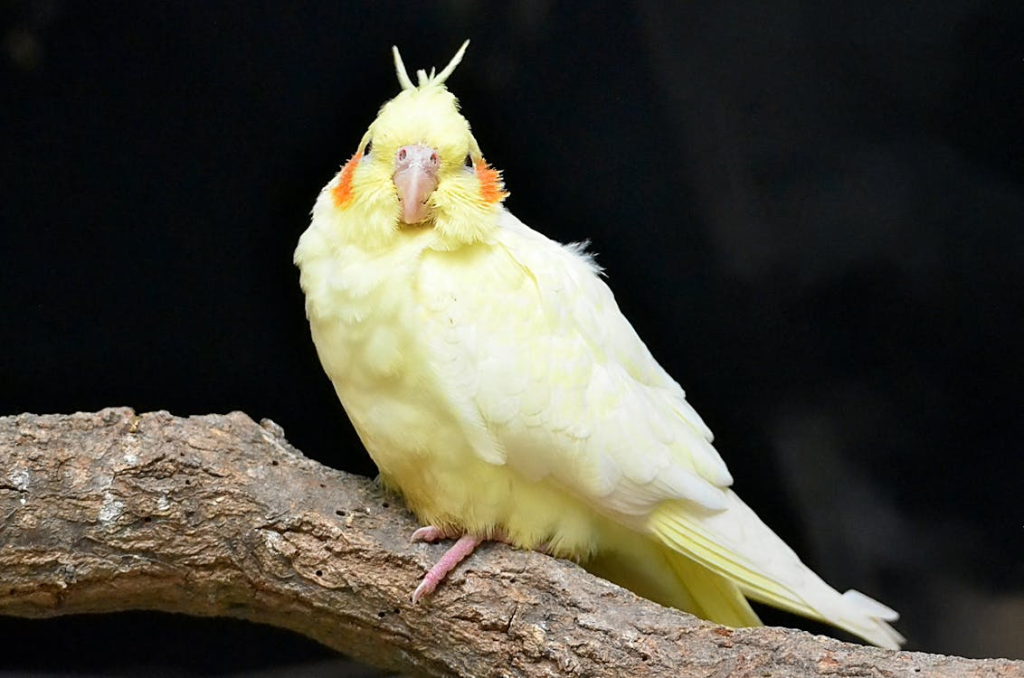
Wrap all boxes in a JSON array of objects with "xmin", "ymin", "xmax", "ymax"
[{"xmin": 2, "ymin": 1, "xmax": 1022, "ymax": 674}]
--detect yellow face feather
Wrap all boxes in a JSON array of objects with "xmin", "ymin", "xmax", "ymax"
[{"xmin": 323, "ymin": 42, "xmax": 507, "ymax": 251}]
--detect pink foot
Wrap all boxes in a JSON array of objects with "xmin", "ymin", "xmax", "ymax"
[{"xmin": 411, "ymin": 533, "xmax": 483, "ymax": 604}]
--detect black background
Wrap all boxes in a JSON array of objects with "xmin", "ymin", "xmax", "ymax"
[{"xmin": 2, "ymin": 1, "xmax": 1022, "ymax": 673}]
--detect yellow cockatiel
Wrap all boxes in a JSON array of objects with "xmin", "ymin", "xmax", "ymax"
[{"xmin": 294, "ymin": 41, "xmax": 904, "ymax": 649}]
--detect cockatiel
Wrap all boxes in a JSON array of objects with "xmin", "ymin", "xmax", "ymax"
[{"xmin": 294, "ymin": 41, "xmax": 904, "ymax": 649}]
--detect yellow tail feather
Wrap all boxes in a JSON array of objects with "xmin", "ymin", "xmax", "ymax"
[
  {"xmin": 585, "ymin": 529, "xmax": 761, "ymax": 628},
  {"xmin": 662, "ymin": 545, "xmax": 762, "ymax": 628}
]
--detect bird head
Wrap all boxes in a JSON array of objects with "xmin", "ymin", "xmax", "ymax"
[{"xmin": 316, "ymin": 41, "xmax": 507, "ymax": 250}]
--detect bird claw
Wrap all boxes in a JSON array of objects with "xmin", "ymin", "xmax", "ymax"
[{"xmin": 411, "ymin": 577, "xmax": 436, "ymax": 604}]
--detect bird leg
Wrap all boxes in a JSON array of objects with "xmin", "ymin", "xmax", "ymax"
[
  {"xmin": 410, "ymin": 529, "xmax": 483, "ymax": 604},
  {"xmin": 408, "ymin": 526, "xmax": 552, "ymax": 603}
]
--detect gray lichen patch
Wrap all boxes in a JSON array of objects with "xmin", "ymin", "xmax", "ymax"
[
  {"xmin": 8, "ymin": 468, "xmax": 30, "ymax": 491},
  {"xmin": 98, "ymin": 491, "xmax": 125, "ymax": 524}
]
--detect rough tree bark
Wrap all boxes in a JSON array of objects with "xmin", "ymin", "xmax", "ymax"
[{"xmin": 0, "ymin": 409, "xmax": 1019, "ymax": 677}]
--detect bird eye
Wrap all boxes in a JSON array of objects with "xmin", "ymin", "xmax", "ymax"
[
  {"xmin": 464, "ymin": 154, "xmax": 474, "ymax": 168},
  {"xmin": 363, "ymin": 139, "xmax": 373, "ymax": 156}
]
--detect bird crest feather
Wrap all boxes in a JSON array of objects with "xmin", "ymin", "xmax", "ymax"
[{"xmin": 393, "ymin": 40, "xmax": 470, "ymax": 91}]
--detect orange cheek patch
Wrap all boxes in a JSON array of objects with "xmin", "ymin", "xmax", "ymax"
[
  {"xmin": 331, "ymin": 151, "xmax": 362, "ymax": 207},
  {"xmin": 475, "ymin": 159, "xmax": 508, "ymax": 204}
]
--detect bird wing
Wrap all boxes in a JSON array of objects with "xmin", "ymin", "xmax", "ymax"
[
  {"xmin": 414, "ymin": 208, "xmax": 903, "ymax": 649},
  {"xmin": 414, "ymin": 208, "xmax": 733, "ymax": 520}
]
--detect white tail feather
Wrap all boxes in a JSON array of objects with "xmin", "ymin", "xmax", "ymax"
[{"xmin": 649, "ymin": 491, "xmax": 905, "ymax": 649}]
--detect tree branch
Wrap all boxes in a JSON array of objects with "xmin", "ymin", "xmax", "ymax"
[{"xmin": 0, "ymin": 409, "xmax": 1018, "ymax": 677}]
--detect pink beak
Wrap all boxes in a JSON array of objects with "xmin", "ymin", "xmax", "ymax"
[{"xmin": 393, "ymin": 144, "xmax": 440, "ymax": 224}]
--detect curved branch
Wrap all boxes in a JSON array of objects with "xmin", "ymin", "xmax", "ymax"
[{"xmin": 0, "ymin": 409, "xmax": 1018, "ymax": 677}]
